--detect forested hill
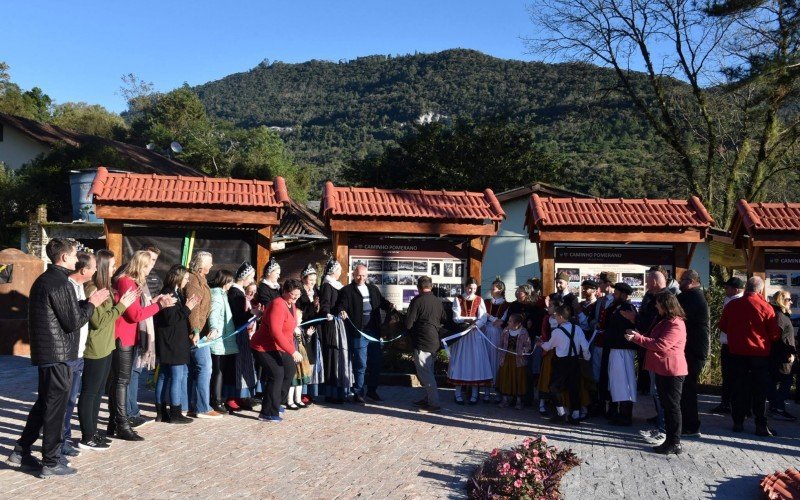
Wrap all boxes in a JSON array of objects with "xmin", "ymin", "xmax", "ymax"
[{"xmin": 194, "ymin": 49, "xmax": 675, "ymax": 192}]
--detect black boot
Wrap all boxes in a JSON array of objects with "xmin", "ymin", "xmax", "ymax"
[
  {"xmin": 155, "ymin": 403, "xmax": 171, "ymax": 423},
  {"xmin": 605, "ymin": 402, "xmax": 619, "ymax": 421},
  {"xmin": 114, "ymin": 417, "xmax": 144, "ymax": 441},
  {"xmin": 653, "ymin": 440, "xmax": 683, "ymax": 454},
  {"xmin": 169, "ymin": 405, "xmax": 192, "ymax": 424},
  {"xmin": 611, "ymin": 401, "xmax": 633, "ymax": 426}
]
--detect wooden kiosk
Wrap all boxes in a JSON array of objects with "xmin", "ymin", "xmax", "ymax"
[
  {"xmin": 524, "ymin": 195, "xmax": 714, "ymax": 296},
  {"xmin": 320, "ymin": 182, "xmax": 505, "ymax": 307},
  {"xmin": 91, "ymin": 167, "xmax": 290, "ymax": 273}
]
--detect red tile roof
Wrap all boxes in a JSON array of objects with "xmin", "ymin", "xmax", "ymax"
[
  {"xmin": 737, "ymin": 199, "xmax": 800, "ymax": 232},
  {"xmin": 91, "ymin": 167, "xmax": 290, "ymax": 208},
  {"xmin": 321, "ymin": 182, "xmax": 505, "ymax": 222},
  {"xmin": 527, "ymin": 195, "xmax": 714, "ymax": 229},
  {"xmin": 761, "ymin": 468, "xmax": 800, "ymax": 499}
]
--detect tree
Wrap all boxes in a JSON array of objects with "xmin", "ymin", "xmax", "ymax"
[
  {"xmin": 529, "ymin": 0, "xmax": 799, "ymax": 223},
  {"xmin": 51, "ymin": 102, "xmax": 127, "ymax": 139}
]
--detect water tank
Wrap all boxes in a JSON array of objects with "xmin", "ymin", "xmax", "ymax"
[{"xmin": 69, "ymin": 169, "xmax": 101, "ymax": 222}]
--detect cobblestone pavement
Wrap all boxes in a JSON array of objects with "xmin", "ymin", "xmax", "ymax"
[{"xmin": 0, "ymin": 355, "xmax": 798, "ymax": 498}]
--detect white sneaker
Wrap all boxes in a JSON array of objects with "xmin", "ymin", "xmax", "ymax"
[
  {"xmin": 639, "ymin": 429, "xmax": 666, "ymax": 444},
  {"xmin": 195, "ymin": 410, "xmax": 223, "ymax": 419}
]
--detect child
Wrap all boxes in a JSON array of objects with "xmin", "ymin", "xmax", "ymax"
[
  {"xmin": 540, "ymin": 303, "xmax": 591, "ymax": 424},
  {"xmin": 536, "ymin": 294, "xmax": 562, "ymax": 415},
  {"xmin": 496, "ymin": 313, "xmax": 531, "ymax": 409},
  {"xmin": 287, "ymin": 309, "xmax": 313, "ymax": 410}
]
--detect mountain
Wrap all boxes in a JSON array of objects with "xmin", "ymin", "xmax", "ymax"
[{"xmin": 194, "ymin": 49, "xmax": 677, "ymax": 193}]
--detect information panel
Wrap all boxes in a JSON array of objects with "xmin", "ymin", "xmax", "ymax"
[
  {"xmin": 765, "ymin": 252, "xmax": 800, "ymax": 317},
  {"xmin": 349, "ymin": 237, "xmax": 467, "ymax": 308}
]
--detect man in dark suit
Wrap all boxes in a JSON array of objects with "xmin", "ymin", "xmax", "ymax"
[
  {"xmin": 335, "ymin": 264, "xmax": 395, "ymax": 404},
  {"xmin": 677, "ymin": 269, "xmax": 710, "ymax": 437}
]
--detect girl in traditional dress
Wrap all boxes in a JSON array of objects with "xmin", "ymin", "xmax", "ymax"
[
  {"xmin": 297, "ymin": 263, "xmax": 324, "ymax": 404},
  {"xmin": 319, "ymin": 257, "xmax": 353, "ymax": 403},
  {"xmin": 448, "ymin": 278, "xmax": 492, "ymax": 405},
  {"xmin": 227, "ymin": 262, "xmax": 259, "ymax": 410},
  {"xmin": 496, "ymin": 313, "xmax": 532, "ymax": 409},
  {"xmin": 482, "ymin": 279, "xmax": 509, "ymax": 402},
  {"xmin": 287, "ymin": 308, "xmax": 313, "ymax": 409},
  {"xmin": 257, "ymin": 257, "xmax": 281, "ymax": 308}
]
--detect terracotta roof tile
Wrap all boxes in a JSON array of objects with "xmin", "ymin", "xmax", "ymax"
[
  {"xmin": 91, "ymin": 167, "xmax": 291, "ymax": 208},
  {"xmin": 528, "ymin": 195, "xmax": 714, "ymax": 229},
  {"xmin": 321, "ymin": 182, "xmax": 506, "ymax": 222},
  {"xmin": 761, "ymin": 468, "xmax": 800, "ymax": 499},
  {"xmin": 737, "ymin": 199, "xmax": 800, "ymax": 232}
]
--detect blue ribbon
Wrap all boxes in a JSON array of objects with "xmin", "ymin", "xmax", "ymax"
[
  {"xmin": 343, "ymin": 317, "xmax": 404, "ymax": 344},
  {"xmin": 194, "ymin": 316, "xmax": 328, "ymax": 349}
]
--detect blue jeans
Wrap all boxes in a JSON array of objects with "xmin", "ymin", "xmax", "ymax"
[
  {"xmin": 650, "ymin": 371, "xmax": 665, "ymax": 432},
  {"xmin": 62, "ymin": 358, "xmax": 84, "ymax": 444},
  {"xmin": 350, "ymin": 336, "xmax": 368, "ymax": 396},
  {"xmin": 189, "ymin": 347, "xmax": 212, "ymax": 413},
  {"xmin": 769, "ymin": 372, "xmax": 793, "ymax": 411},
  {"xmin": 127, "ymin": 347, "xmax": 144, "ymax": 417},
  {"xmin": 156, "ymin": 364, "xmax": 189, "ymax": 407}
]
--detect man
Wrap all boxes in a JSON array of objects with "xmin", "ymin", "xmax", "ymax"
[
  {"xmin": 719, "ymin": 277, "xmax": 781, "ymax": 437},
  {"xmin": 603, "ymin": 282, "xmax": 638, "ymax": 426},
  {"xmin": 406, "ymin": 276, "xmax": 447, "ymax": 413},
  {"xmin": 577, "ymin": 280, "xmax": 598, "ymax": 334},
  {"xmin": 335, "ymin": 264, "xmax": 395, "ymax": 404},
  {"xmin": 60, "ymin": 251, "xmax": 97, "ymax": 459},
  {"xmin": 710, "ymin": 277, "xmax": 745, "ymax": 415},
  {"xmin": 128, "ymin": 245, "xmax": 161, "ymax": 427},
  {"xmin": 589, "ymin": 271, "xmax": 618, "ymax": 415},
  {"xmin": 555, "ymin": 271, "xmax": 580, "ymax": 321},
  {"xmin": 677, "ymin": 269, "xmax": 710, "ymax": 438},
  {"xmin": 6, "ymin": 239, "xmax": 108, "ymax": 478}
]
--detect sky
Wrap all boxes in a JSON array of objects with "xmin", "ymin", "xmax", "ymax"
[{"xmin": 2, "ymin": 1, "xmax": 542, "ymax": 113}]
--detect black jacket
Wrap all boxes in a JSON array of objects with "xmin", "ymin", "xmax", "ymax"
[
  {"xmin": 256, "ymin": 281, "xmax": 280, "ymax": 308},
  {"xmin": 297, "ymin": 285, "xmax": 320, "ymax": 323},
  {"xmin": 228, "ymin": 286, "xmax": 251, "ymax": 330},
  {"xmin": 771, "ymin": 306, "xmax": 797, "ymax": 375},
  {"xmin": 405, "ymin": 292, "xmax": 447, "ymax": 353},
  {"xmin": 28, "ymin": 265, "xmax": 94, "ymax": 365},
  {"xmin": 677, "ymin": 287, "xmax": 710, "ymax": 361},
  {"xmin": 603, "ymin": 300, "xmax": 638, "ymax": 350},
  {"xmin": 334, "ymin": 281, "xmax": 393, "ymax": 337},
  {"xmin": 154, "ymin": 289, "xmax": 193, "ymax": 365}
]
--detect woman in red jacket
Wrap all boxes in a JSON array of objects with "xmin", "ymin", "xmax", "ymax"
[
  {"xmin": 108, "ymin": 251, "xmax": 175, "ymax": 441},
  {"xmin": 626, "ymin": 292, "xmax": 688, "ymax": 455},
  {"xmin": 251, "ymin": 278, "xmax": 303, "ymax": 422}
]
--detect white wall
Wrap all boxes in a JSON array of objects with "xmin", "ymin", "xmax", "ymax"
[{"xmin": 0, "ymin": 125, "xmax": 49, "ymax": 170}]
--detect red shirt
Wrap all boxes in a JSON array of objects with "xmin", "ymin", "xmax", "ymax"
[
  {"xmin": 250, "ymin": 297, "xmax": 297, "ymax": 353},
  {"xmin": 114, "ymin": 276, "xmax": 161, "ymax": 347},
  {"xmin": 718, "ymin": 292, "xmax": 780, "ymax": 357},
  {"xmin": 630, "ymin": 317, "xmax": 688, "ymax": 376}
]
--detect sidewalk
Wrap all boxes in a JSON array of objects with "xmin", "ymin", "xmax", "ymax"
[{"xmin": 0, "ymin": 355, "xmax": 798, "ymax": 498}]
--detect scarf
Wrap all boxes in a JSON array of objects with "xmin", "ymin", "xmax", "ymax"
[{"xmin": 135, "ymin": 285, "xmax": 157, "ymax": 370}]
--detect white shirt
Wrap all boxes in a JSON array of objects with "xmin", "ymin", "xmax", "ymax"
[
  {"xmin": 357, "ymin": 283, "xmax": 371, "ymax": 318},
  {"xmin": 324, "ymin": 275, "xmax": 343, "ymax": 290},
  {"xmin": 542, "ymin": 321, "xmax": 591, "ymax": 360},
  {"xmin": 69, "ymin": 277, "xmax": 89, "ymax": 358},
  {"xmin": 719, "ymin": 292, "xmax": 744, "ymax": 345}
]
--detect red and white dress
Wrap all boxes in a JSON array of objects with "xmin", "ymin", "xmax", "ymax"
[
  {"xmin": 447, "ymin": 295, "xmax": 493, "ymax": 386},
  {"xmin": 482, "ymin": 297, "xmax": 509, "ymax": 385}
]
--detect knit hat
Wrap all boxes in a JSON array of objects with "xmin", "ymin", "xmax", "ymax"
[
  {"xmin": 556, "ymin": 271, "xmax": 571, "ymax": 282},
  {"xmin": 235, "ymin": 261, "xmax": 255, "ymax": 281},
  {"xmin": 301, "ymin": 263, "xmax": 317, "ymax": 278},
  {"xmin": 324, "ymin": 256, "xmax": 341, "ymax": 276},
  {"xmin": 613, "ymin": 282, "xmax": 634, "ymax": 295},
  {"xmin": 266, "ymin": 257, "xmax": 280, "ymax": 275},
  {"xmin": 581, "ymin": 279, "xmax": 598, "ymax": 289}
]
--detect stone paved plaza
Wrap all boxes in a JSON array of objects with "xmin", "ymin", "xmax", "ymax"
[{"xmin": 0, "ymin": 354, "xmax": 798, "ymax": 498}]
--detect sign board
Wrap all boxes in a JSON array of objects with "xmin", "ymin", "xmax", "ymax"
[
  {"xmin": 555, "ymin": 246, "xmax": 674, "ymax": 305},
  {"xmin": 349, "ymin": 237, "xmax": 467, "ymax": 308},
  {"xmin": 765, "ymin": 251, "xmax": 800, "ymax": 317}
]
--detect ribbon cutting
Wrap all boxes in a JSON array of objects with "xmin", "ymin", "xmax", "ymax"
[
  {"xmin": 441, "ymin": 325, "xmax": 534, "ymax": 357},
  {"xmin": 342, "ymin": 317, "xmax": 405, "ymax": 344},
  {"xmin": 194, "ymin": 316, "xmax": 329, "ymax": 349}
]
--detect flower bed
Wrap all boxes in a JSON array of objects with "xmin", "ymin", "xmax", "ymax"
[{"xmin": 468, "ymin": 436, "xmax": 580, "ymax": 499}]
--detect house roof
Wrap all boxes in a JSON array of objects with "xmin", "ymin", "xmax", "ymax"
[
  {"xmin": 527, "ymin": 195, "xmax": 714, "ymax": 229},
  {"xmin": 0, "ymin": 112, "xmax": 202, "ymax": 176},
  {"xmin": 276, "ymin": 200, "xmax": 329, "ymax": 239},
  {"xmin": 321, "ymin": 182, "xmax": 506, "ymax": 223},
  {"xmin": 91, "ymin": 166, "xmax": 290, "ymax": 209},
  {"xmin": 735, "ymin": 200, "xmax": 800, "ymax": 233},
  {"xmin": 495, "ymin": 182, "xmax": 590, "ymax": 203}
]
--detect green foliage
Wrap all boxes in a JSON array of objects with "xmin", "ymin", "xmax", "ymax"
[
  {"xmin": 0, "ymin": 83, "xmax": 53, "ymax": 122},
  {"xmin": 51, "ymin": 102, "xmax": 128, "ymax": 139}
]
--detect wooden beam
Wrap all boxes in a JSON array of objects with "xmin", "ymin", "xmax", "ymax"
[
  {"xmin": 468, "ymin": 237, "xmax": 484, "ymax": 293},
  {"xmin": 534, "ymin": 229, "xmax": 706, "ymax": 244},
  {"xmin": 96, "ymin": 205, "xmax": 279, "ymax": 226},
  {"xmin": 104, "ymin": 220, "xmax": 123, "ymax": 261},
  {"xmin": 332, "ymin": 232, "xmax": 350, "ymax": 285},
  {"xmin": 687, "ymin": 242, "xmax": 698, "ymax": 268},
  {"xmin": 327, "ymin": 219, "xmax": 497, "ymax": 236},
  {"xmin": 541, "ymin": 242, "xmax": 555, "ymax": 296},
  {"xmin": 750, "ymin": 239, "xmax": 800, "ymax": 247},
  {"xmin": 674, "ymin": 243, "xmax": 689, "ymax": 283},
  {"xmin": 749, "ymin": 246, "xmax": 766, "ymax": 286},
  {"xmin": 256, "ymin": 226, "xmax": 272, "ymax": 278}
]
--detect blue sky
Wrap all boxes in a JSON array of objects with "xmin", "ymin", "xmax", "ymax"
[{"xmin": 3, "ymin": 1, "xmax": 540, "ymax": 113}]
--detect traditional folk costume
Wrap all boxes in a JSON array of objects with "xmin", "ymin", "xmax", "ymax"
[
  {"xmin": 319, "ymin": 259, "xmax": 353, "ymax": 401},
  {"xmin": 483, "ymin": 296, "xmax": 509, "ymax": 399},
  {"xmin": 287, "ymin": 309, "xmax": 313, "ymax": 409},
  {"xmin": 542, "ymin": 321, "xmax": 591, "ymax": 422},
  {"xmin": 602, "ymin": 283, "xmax": 638, "ymax": 426},
  {"xmin": 447, "ymin": 293, "xmax": 492, "ymax": 404},
  {"xmin": 297, "ymin": 264, "xmax": 324, "ymax": 402},
  {"xmin": 227, "ymin": 262, "xmax": 259, "ymax": 405},
  {"xmin": 496, "ymin": 325, "xmax": 532, "ymax": 408}
]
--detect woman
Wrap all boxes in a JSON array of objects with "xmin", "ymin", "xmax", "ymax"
[
  {"xmin": 250, "ymin": 279, "xmax": 305, "ymax": 422},
  {"xmin": 297, "ymin": 263, "xmax": 323, "ymax": 404},
  {"xmin": 77, "ymin": 250, "xmax": 139, "ymax": 450},
  {"xmin": 154, "ymin": 265, "xmax": 199, "ymax": 424},
  {"xmin": 184, "ymin": 251, "xmax": 222, "ymax": 419},
  {"xmin": 448, "ymin": 278, "xmax": 492, "ymax": 405},
  {"xmin": 625, "ymin": 292, "xmax": 688, "ymax": 455},
  {"xmin": 319, "ymin": 257, "xmax": 352, "ymax": 403},
  {"xmin": 768, "ymin": 291, "xmax": 797, "ymax": 420},
  {"xmin": 228, "ymin": 262, "xmax": 259, "ymax": 410},
  {"xmin": 208, "ymin": 269, "xmax": 238, "ymax": 414},
  {"xmin": 483, "ymin": 280, "xmax": 509, "ymax": 402},
  {"xmin": 257, "ymin": 257, "xmax": 281, "ymax": 308},
  {"xmin": 109, "ymin": 251, "xmax": 175, "ymax": 441}
]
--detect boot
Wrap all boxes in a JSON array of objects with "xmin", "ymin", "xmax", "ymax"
[
  {"xmin": 155, "ymin": 403, "xmax": 170, "ymax": 423},
  {"xmin": 169, "ymin": 405, "xmax": 192, "ymax": 424},
  {"xmin": 611, "ymin": 401, "xmax": 633, "ymax": 426},
  {"xmin": 114, "ymin": 417, "xmax": 144, "ymax": 441},
  {"xmin": 605, "ymin": 402, "xmax": 619, "ymax": 421}
]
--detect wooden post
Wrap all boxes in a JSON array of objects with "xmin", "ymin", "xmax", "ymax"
[
  {"xmin": 541, "ymin": 241, "xmax": 555, "ymax": 296},
  {"xmin": 104, "ymin": 220, "xmax": 123, "ymax": 261},
  {"xmin": 674, "ymin": 243, "xmax": 689, "ymax": 283},
  {"xmin": 256, "ymin": 226, "xmax": 272, "ymax": 277},
  {"xmin": 332, "ymin": 231, "xmax": 350, "ymax": 285},
  {"xmin": 468, "ymin": 237, "xmax": 484, "ymax": 292},
  {"xmin": 749, "ymin": 246, "xmax": 766, "ymax": 292}
]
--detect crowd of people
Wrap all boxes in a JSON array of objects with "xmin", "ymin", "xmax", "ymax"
[{"xmin": 6, "ymin": 238, "xmax": 798, "ymax": 478}]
